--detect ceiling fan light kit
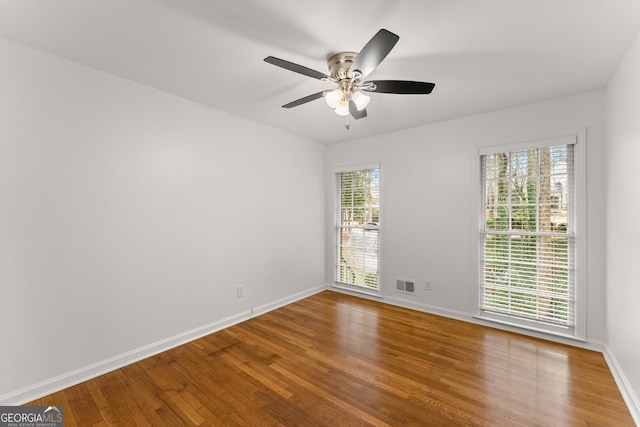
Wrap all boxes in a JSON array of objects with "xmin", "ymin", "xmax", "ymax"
[
  {"xmin": 264, "ymin": 29, "xmax": 435, "ymax": 129},
  {"xmin": 325, "ymin": 87, "xmax": 370, "ymax": 115}
]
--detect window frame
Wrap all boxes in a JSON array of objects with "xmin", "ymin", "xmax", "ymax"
[
  {"xmin": 333, "ymin": 162, "xmax": 382, "ymax": 297},
  {"xmin": 473, "ymin": 132, "xmax": 586, "ymax": 340}
]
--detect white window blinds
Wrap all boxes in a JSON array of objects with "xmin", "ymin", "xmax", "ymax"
[
  {"xmin": 335, "ymin": 164, "xmax": 380, "ymax": 292},
  {"xmin": 480, "ymin": 139, "xmax": 576, "ymax": 333}
]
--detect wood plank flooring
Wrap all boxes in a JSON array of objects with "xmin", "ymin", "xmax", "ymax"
[{"xmin": 28, "ymin": 291, "xmax": 634, "ymax": 426}]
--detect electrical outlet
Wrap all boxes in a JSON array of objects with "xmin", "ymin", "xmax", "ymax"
[
  {"xmin": 237, "ymin": 285, "xmax": 245, "ymax": 297},
  {"xmin": 425, "ymin": 280, "xmax": 432, "ymax": 291}
]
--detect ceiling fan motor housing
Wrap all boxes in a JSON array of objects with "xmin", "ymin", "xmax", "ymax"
[{"xmin": 327, "ymin": 52, "xmax": 358, "ymax": 80}]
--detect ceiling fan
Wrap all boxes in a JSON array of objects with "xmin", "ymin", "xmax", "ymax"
[{"xmin": 264, "ymin": 29, "xmax": 435, "ymax": 129}]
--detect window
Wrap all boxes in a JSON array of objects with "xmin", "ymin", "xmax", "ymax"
[
  {"xmin": 479, "ymin": 135, "xmax": 584, "ymax": 338},
  {"xmin": 335, "ymin": 163, "xmax": 380, "ymax": 294}
]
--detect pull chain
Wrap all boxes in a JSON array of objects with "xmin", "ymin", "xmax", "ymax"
[{"xmin": 345, "ymin": 115, "xmax": 350, "ymax": 131}]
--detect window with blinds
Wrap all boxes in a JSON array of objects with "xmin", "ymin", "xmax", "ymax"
[
  {"xmin": 480, "ymin": 139, "xmax": 577, "ymax": 335},
  {"xmin": 335, "ymin": 164, "xmax": 380, "ymax": 293}
]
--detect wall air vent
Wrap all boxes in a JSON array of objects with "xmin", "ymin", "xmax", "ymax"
[{"xmin": 396, "ymin": 279, "xmax": 415, "ymax": 295}]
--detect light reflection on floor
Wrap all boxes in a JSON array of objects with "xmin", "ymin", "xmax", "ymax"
[{"xmin": 481, "ymin": 331, "xmax": 571, "ymax": 425}]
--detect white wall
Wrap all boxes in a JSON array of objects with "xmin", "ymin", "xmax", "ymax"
[
  {"xmin": 606, "ymin": 31, "xmax": 640, "ymax": 415},
  {"xmin": 326, "ymin": 90, "xmax": 607, "ymax": 344},
  {"xmin": 0, "ymin": 37, "xmax": 325, "ymax": 403}
]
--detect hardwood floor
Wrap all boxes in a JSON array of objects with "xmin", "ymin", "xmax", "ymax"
[{"xmin": 28, "ymin": 291, "xmax": 633, "ymax": 426}]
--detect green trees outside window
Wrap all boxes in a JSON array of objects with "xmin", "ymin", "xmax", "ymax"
[
  {"xmin": 336, "ymin": 167, "xmax": 380, "ymax": 290},
  {"xmin": 481, "ymin": 145, "xmax": 574, "ymax": 326}
]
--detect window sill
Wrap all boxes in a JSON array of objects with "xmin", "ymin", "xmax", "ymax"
[{"xmin": 332, "ymin": 283, "xmax": 383, "ymax": 299}]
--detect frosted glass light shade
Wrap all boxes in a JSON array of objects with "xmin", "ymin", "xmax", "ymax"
[
  {"xmin": 334, "ymin": 99, "xmax": 349, "ymax": 116},
  {"xmin": 351, "ymin": 90, "xmax": 371, "ymax": 111},
  {"xmin": 324, "ymin": 89, "xmax": 343, "ymax": 108}
]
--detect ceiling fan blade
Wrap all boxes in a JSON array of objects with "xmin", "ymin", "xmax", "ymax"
[
  {"xmin": 264, "ymin": 56, "xmax": 329, "ymax": 80},
  {"xmin": 364, "ymin": 80, "xmax": 435, "ymax": 94},
  {"xmin": 349, "ymin": 101, "xmax": 367, "ymax": 120},
  {"xmin": 349, "ymin": 29, "xmax": 399, "ymax": 80},
  {"xmin": 282, "ymin": 92, "xmax": 325, "ymax": 108}
]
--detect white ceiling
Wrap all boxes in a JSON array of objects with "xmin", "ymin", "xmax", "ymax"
[{"xmin": 1, "ymin": 0, "xmax": 639, "ymax": 144}]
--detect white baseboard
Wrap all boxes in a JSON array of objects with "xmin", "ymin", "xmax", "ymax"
[
  {"xmin": 382, "ymin": 294, "xmax": 472, "ymax": 323},
  {"xmin": 0, "ymin": 284, "xmax": 326, "ymax": 406},
  {"xmin": 603, "ymin": 347, "xmax": 640, "ymax": 426},
  {"xmin": 249, "ymin": 284, "xmax": 327, "ymax": 319}
]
